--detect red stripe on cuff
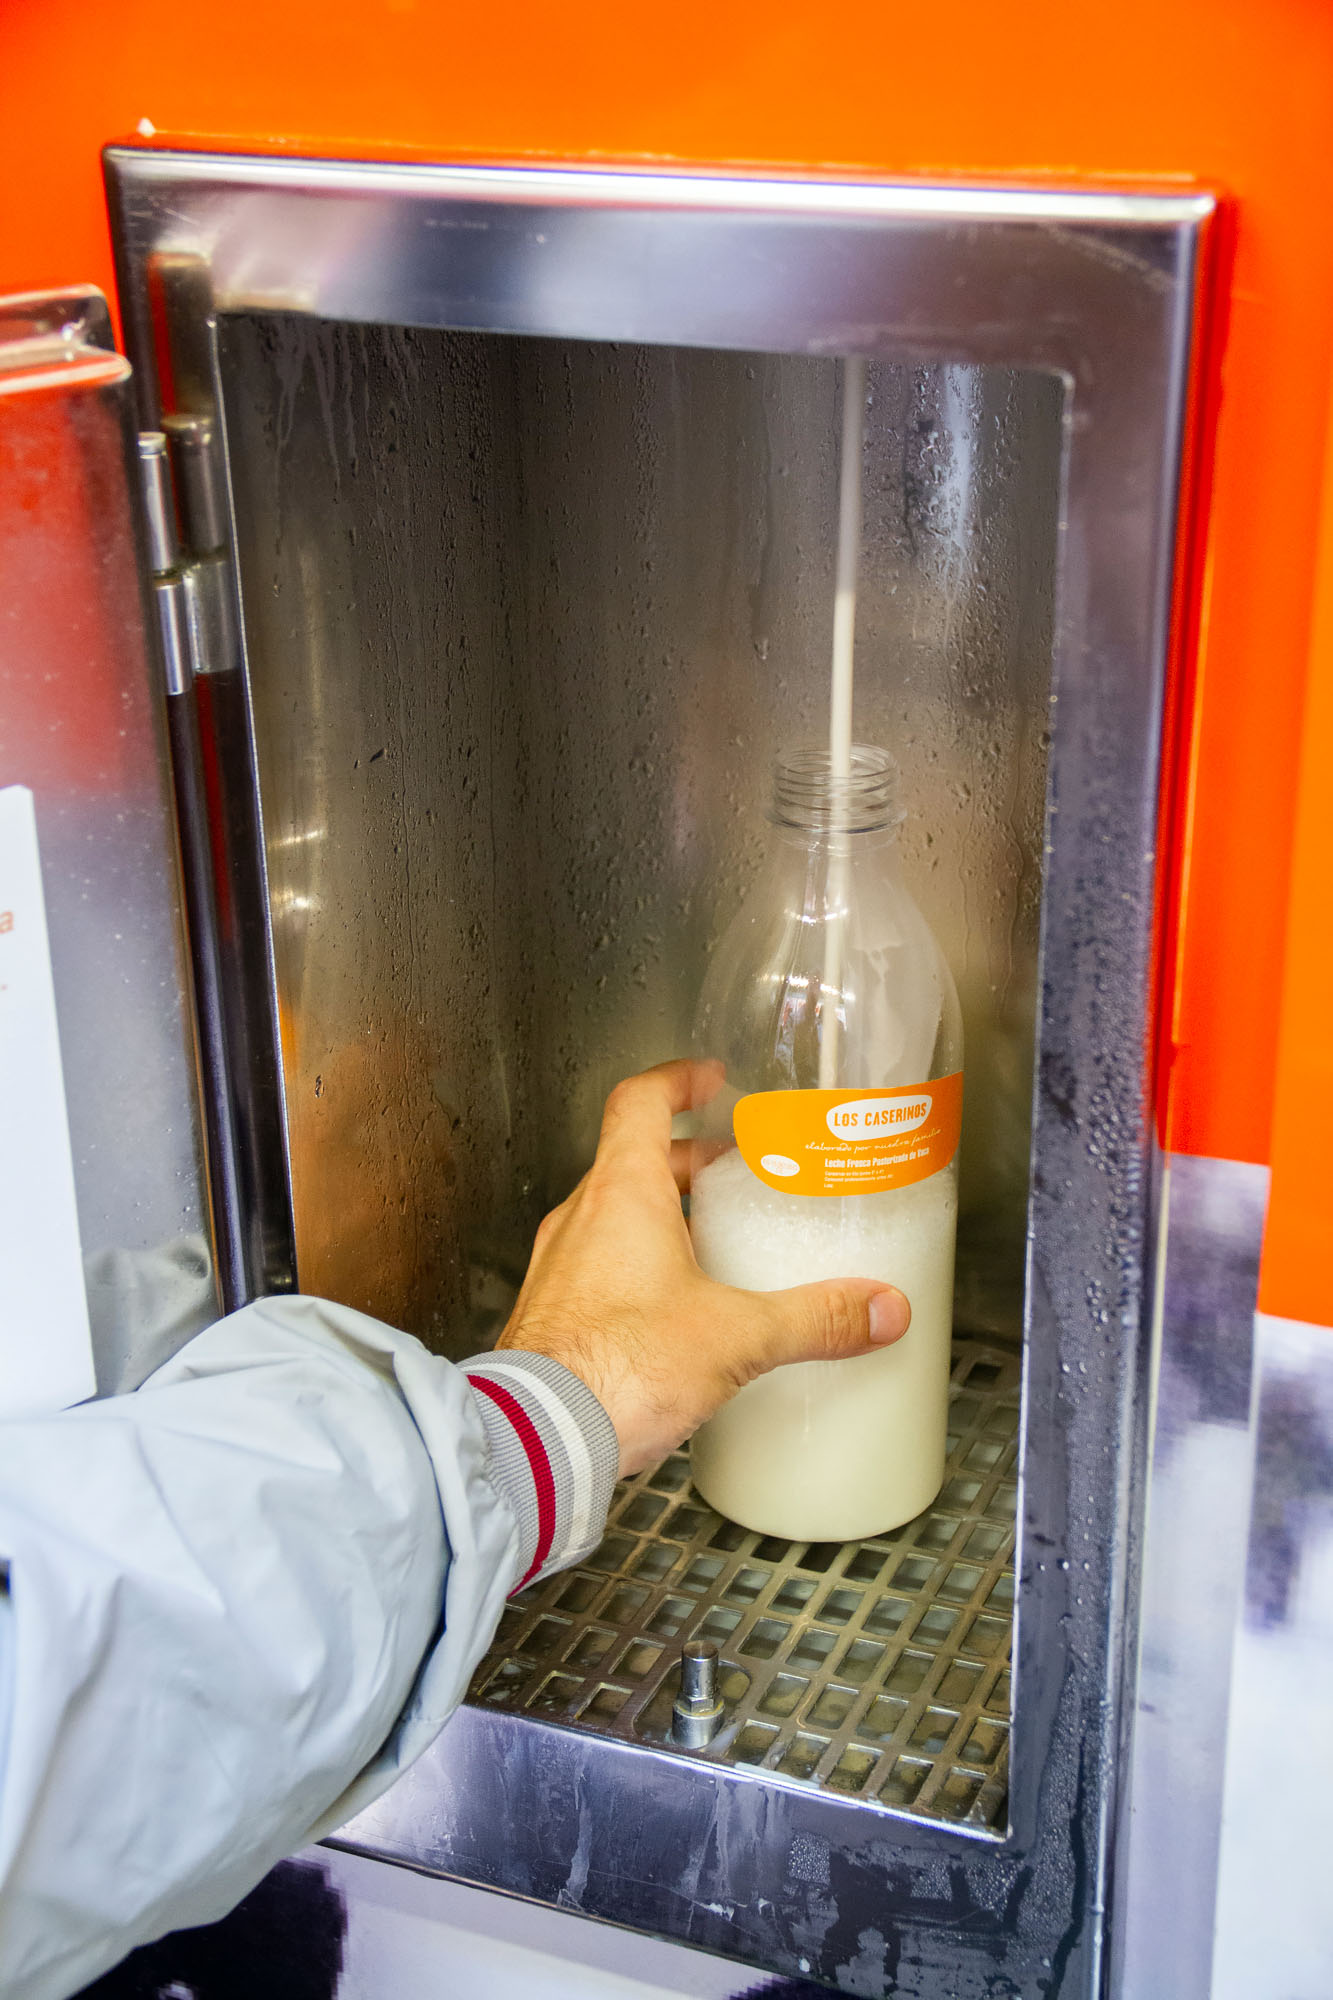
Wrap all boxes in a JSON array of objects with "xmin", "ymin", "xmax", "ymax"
[{"xmin": 466, "ymin": 1374, "xmax": 558, "ymax": 1589}]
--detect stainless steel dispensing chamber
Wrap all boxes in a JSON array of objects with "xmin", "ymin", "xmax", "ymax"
[{"xmin": 104, "ymin": 150, "xmax": 1211, "ymax": 1996}]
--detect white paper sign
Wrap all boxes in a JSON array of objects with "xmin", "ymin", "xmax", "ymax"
[{"xmin": 0, "ymin": 785, "xmax": 97, "ymax": 1417}]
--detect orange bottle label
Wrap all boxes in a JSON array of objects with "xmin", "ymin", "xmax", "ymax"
[{"xmin": 731, "ymin": 1073, "xmax": 963, "ymax": 1197}]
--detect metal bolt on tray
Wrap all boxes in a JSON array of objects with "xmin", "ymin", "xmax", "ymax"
[{"xmin": 672, "ymin": 1640, "xmax": 724, "ymax": 1747}]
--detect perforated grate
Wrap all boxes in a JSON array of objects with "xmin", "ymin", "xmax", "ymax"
[{"xmin": 468, "ymin": 1340, "xmax": 1018, "ymax": 1832}]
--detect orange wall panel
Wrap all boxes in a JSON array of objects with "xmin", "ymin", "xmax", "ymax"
[
  {"xmin": 1260, "ymin": 377, "xmax": 1333, "ymax": 1328},
  {"xmin": 1, "ymin": 0, "xmax": 1332, "ymax": 1190}
]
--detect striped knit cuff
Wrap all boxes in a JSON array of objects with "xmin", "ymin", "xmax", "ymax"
[{"xmin": 461, "ymin": 1351, "xmax": 620, "ymax": 1594}]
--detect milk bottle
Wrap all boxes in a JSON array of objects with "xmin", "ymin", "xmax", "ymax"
[{"xmin": 688, "ymin": 744, "xmax": 964, "ymax": 1540}]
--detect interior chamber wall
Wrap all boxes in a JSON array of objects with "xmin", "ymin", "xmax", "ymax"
[{"xmin": 216, "ymin": 318, "xmax": 1062, "ymax": 1352}]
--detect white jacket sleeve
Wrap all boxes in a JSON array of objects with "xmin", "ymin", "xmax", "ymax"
[{"xmin": 0, "ymin": 1294, "xmax": 618, "ymax": 2000}]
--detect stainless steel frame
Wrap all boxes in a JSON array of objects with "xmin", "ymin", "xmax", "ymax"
[
  {"xmin": 1110, "ymin": 1155, "xmax": 1268, "ymax": 2000},
  {"xmin": 1211, "ymin": 1307, "xmax": 1333, "ymax": 2000},
  {"xmin": 0, "ymin": 287, "xmax": 217, "ymax": 1388},
  {"xmin": 103, "ymin": 150, "xmax": 1212, "ymax": 1996}
]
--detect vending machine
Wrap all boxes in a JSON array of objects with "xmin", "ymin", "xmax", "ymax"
[{"xmin": 1, "ymin": 4, "xmax": 1330, "ymax": 1993}]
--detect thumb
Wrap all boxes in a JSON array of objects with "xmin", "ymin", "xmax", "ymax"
[{"xmin": 755, "ymin": 1277, "xmax": 911, "ymax": 1368}]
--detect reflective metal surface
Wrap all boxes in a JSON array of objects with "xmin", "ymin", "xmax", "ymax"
[
  {"xmin": 137, "ymin": 431, "xmax": 179, "ymax": 573},
  {"xmin": 102, "ymin": 157, "xmax": 1210, "ymax": 1994},
  {"xmin": 1211, "ymin": 1311, "xmax": 1333, "ymax": 2000},
  {"xmin": 212, "ymin": 327, "xmax": 1058, "ymax": 1343},
  {"xmin": 672, "ymin": 1641, "xmax": 725, "ymax": 1750},
  {"xmin": 138, "ymin": 442, "xmax": 254, "ymax": 1313},
  {"xmin": 162, "ymin": 411, "xmax": 228, "ymax": 555},
  {"xmin": 103, "ymin": 154, "xmax": 1209, "ymax": 437},
  {"xmin": 471, "ymin": 1339, "xmax": 1015, "ymax": 1829},
  {"xmin": 148, "ymin": 568, "xmax": 192, "ymax": 699},
  {"xmin": 1110, "ymin": 1154, "xmax": 1268, "ymax": 2000},
  {"xmin": 0, "ymin": 287, "xmax": 216, "ymax": 1388},
  {"xmin": 138, "ymin": 314, "xmax": 297, "ymax": 1306}
]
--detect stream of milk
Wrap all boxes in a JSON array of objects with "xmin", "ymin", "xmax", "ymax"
[{"xmin": 817, "ymin": 355, "xmax": 865, "ymax": 1090}]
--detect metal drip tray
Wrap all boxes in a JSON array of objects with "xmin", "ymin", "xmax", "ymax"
[{"xmin": 469, "ymin": 1340, "xmax": 1018, "ymax": 1833}]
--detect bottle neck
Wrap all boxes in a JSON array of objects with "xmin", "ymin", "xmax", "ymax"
[
  {"xmin": 769, "ymin": 820, "xmax": 902, "ymax": 870},
  {"xmin": 770, "ymin": 744, "xmax": 904, "ymax": 841}
]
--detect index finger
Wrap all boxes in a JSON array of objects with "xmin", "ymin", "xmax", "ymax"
[{"xmin": 597, "ymin": 1058, "xmax": 725, "ymax": 1163}]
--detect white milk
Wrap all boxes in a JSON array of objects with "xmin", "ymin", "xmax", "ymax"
[
  {"xmin": 689, "ymin": 1147, "xmax": 957, "ymax": 1540},
  {"xmin": 818, "ymin": 353, "xmax": 865, "ymax": 1090}
]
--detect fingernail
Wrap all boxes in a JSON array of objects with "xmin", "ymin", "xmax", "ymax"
[{"xmin": 868, "ymin": 1288, "xmax": 911, "ymax": 1344}]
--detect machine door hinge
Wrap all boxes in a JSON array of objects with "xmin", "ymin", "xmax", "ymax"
[{"xmin": 134, "ymin": 419, "xmax": 296, "ymax": 1311}]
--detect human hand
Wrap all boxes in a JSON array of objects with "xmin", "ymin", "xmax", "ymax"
[{"xmin": 495, "ymin": 1060, "xmax": 911, "ymax": 1475}]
